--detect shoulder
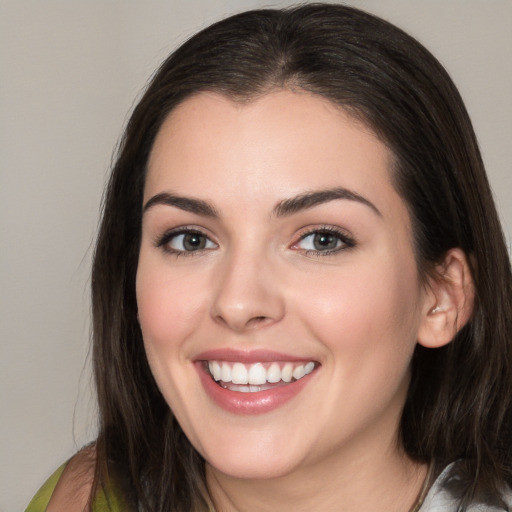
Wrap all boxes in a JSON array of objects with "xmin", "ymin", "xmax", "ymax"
[
  {"xmin": 26, "ymin": 445, "xmax": 96, "ymax": 512},
  {"xmin": 47, "ymin": 445, "xmax": 96, "ymax": 512}
]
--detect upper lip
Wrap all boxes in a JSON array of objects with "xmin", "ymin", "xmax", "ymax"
[{"xmin": 194, "ymin": 348, "xmax": 317, "ymax": 364}]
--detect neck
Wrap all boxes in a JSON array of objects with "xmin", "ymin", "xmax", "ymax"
[{"xmin": 206, "ymin": 443, "xmax": 428, "ymax": 512}]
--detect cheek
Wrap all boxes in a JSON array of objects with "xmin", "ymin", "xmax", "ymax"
[
  {"xmin": 295, "ymin": 254, "xmax": 423, "ymax": 365},
  {"xmin": 290, "ymin": 256, "xmax": 424, "ymax": 440},
  {"xmin": 135, "ymin": 256, "xmax": 209, "ymax": 422},
  {"xmin": 135, "ymin": 256, "xmax": 207, "ymax": 354}
]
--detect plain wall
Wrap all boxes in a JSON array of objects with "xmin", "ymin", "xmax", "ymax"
[{"xmin": 1, "ymin": 1, "xmax": 510, "ymax": 510}]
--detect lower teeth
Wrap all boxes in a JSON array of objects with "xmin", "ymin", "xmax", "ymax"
[{"xmin": 218, "ymin": 380, "xmax": 293, "ymax": 392}]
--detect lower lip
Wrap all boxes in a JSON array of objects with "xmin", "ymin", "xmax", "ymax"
[{"xmin": 196, "ymin": 363, "xmax": 315, "ymax": 415}]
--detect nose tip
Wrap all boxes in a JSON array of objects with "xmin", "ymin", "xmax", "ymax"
[{"xmin": 210, "ymin": 255, "xmax": 285, "ymax": 333}]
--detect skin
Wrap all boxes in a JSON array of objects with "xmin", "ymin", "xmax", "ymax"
[{"xmin": 136, "ymin": 89, "xmax": 440, "ymax": 511}]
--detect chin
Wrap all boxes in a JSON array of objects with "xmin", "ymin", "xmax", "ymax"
[
  {"xmin": 206, "ymin": 453, "xmax": 299, "ymax": 480},
  {"xmin": 196, "ymin": 429, "xmax": 304, "ymax": 480}
]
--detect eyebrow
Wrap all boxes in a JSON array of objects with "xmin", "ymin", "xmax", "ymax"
[
  {"xmin": 143, "ymin": 192, "xmax": 219, "ymax": 217},
  {"xmin": 142, "ymin": 187, "xmax": 381, "ymax": 218},
  {"xmin": 273, "ymin": 187, "xmax": 381, "ymax": 217}
]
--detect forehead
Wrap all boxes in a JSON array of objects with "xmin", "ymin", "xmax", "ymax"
[{"xmin": 145, "ymin": 90, "xmax": 401, "ymax": 218}]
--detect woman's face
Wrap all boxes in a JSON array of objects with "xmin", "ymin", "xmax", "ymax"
[{"xmin": 136, "ymin": 90, "xmax": 430, "ymax": 479}]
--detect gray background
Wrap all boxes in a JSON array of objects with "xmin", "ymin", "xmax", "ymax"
[{"xmin": 1, "ymin": 1, "xmax": 510, "ymax": 510}]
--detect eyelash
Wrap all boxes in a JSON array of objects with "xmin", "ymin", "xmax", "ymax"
[{"xmin": 155, "ymin": 225, "xmax": 356, "ymax": 257}]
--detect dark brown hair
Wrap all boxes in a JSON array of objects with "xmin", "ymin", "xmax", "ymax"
[{"xmin": 91, "ymin": 4, "xmax": 512, "ymax": 510}]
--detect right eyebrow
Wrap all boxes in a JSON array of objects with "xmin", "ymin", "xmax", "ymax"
[{"xmin": 142, "ymin": 192, "xmax": 219, "ymax": 218}]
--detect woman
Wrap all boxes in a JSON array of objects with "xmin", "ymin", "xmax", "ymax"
[{"xmin": 28, "ymin": 3, "xmax": 512, "ymax": 511}]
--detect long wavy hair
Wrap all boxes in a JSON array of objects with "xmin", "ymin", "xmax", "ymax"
[{"xmin": 90, "ymin": 3, "xmax": 512, "ymax": 510}]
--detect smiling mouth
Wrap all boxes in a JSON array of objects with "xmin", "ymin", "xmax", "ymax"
[{"xmin": 205, "ymin": 360, "xmax": 317, "ymax": 393}]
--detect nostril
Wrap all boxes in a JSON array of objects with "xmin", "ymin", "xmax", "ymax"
[{"xmin": 245, "ymin": 316, "xmax": 270, "ymax": 329}]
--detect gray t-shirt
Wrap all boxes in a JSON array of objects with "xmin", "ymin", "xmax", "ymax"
[{"xmin": 420, "ymin": 464, "xmax": 512, "ymax": 511}]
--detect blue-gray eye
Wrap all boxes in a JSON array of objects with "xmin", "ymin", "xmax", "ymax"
[
  {"xmin": 168, "ymin": 232, "xmax": 216, "ymax": 252},
  {"xmin": 297, "ymin": 231, "xmax": 347, "ymax": 252}
]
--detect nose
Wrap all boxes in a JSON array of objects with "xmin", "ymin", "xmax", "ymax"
[{"xmin": 210, "ymin": 249, "xmax": 285, "ymax": 333}]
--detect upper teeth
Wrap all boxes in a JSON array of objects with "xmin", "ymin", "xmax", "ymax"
[{"xmin": 207, "ymin": 361, "xmax": 315, "ymax": 385}]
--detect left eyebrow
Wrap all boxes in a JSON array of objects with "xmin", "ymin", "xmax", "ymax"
[{"xmin": 273, "ymin": 187, "xmax": 382, "ymax": 217}]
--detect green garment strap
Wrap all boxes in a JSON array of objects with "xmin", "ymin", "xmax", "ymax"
[
  {"xmin": 25, "ymin": 463, "xmax": 126, "ymax": 511},
  {"xmin": 25, "ymin": 463, "xmax": 66, "ymax": 512}
]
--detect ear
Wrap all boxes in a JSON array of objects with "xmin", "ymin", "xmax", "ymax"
[{"xmin": 417, "ymin": 248, "xmax": 474, "ymax": 349}]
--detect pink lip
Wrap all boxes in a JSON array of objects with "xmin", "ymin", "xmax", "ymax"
[{"xmin": 194, "ymin": 350, "xmax": 318, "ymax": 415}]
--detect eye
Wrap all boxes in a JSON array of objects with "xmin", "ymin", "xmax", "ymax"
[
  {"xmin": 158, "ymin": 229, "xmax": 217, "ymax": 254},
  {"xmin": 293, "ymin": 228, "xmax": 355, "ymax": 254}
]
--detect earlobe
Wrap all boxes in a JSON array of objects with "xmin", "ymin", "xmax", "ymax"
[{"xmin": 417, "ymin": 248, "xmax": 474, "ymax": 349}]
